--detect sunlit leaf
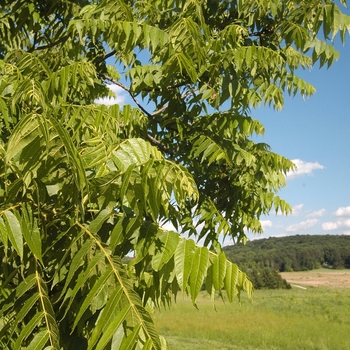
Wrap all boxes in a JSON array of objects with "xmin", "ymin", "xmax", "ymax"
[{"xmin": 151, "ymin": 230, "xmax": 180, "ymax": 271}]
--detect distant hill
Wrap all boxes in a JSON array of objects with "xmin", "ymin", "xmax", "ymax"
[{"xmin": 223, "ymin": 235, "xmax": 350, "ymax": 272}]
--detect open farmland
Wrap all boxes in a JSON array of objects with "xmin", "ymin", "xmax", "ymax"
[
  {"xmin": 153, "ymin": 270, "xmax": 350, "ymax": 350},
  {"xmin": 280, "ymin": 268, "xmax": 350, "ymax": 288}
]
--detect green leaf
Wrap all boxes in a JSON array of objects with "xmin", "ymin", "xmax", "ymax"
[
  {"xmin": 89, "ymin": 208, "xmax": 114, "ymax": 234},
  {"xmin": 224, "ymin": 262, "xmax": 239, "ymax": 303},
  {"xmin": 93, "ymin": 305, "xmax": 130, "ymax": 350},
  {"xmin": 14, "ymin": 312, "xmax": 44, "ymax": 349},
  {"xmin": 174, "ymin": 238, "xmax": 195, "ymax": 292},
  {"xmin": 132, "ymin": 222, "xmax": 159, "ymax": 265},
  {"xmin": 113, "ymin": 138, "xmax": 162, "ymax": 171},
  {"xmin": 48, "ymin": 114, "xmax": 87, "ymax": 195},
  {"xmin": 212, "ymin": 251, "xmax": 227, "ymax": 291},
  {"xmin": 61, "ymin": 252, "xmax": 106, "ymax": 316},
  {"xmin": 109, "ymin": 216, "xmax": 126, "ymax": 250},
  {"xmin": 35, "ymin": 271, "xmax": 60, "ymax": 349},
  {"xmin": 58, "ymin": 238, "xmax": 96, "ymax": 301},
  {"xmin": 15, "ymin": 274, "xmax": 37, "ymax": 299},
  {"xmin": 3, "ymin": 210, "xmax": 23, "ymax": 259},
  {"xmin": 72, "ymin": 268, "xmax": 113, "ymax": 331},
  {"xmin": 0, "ymin": 217, "xmax": 8, "ymax": 253},
  {"xmin": 151, "ymin": 231, "xmax": 180, "ymax": 271},
  {"xmin": 20, "ymin": 206, "xmax": 42, "ymax": 262},
  {"xmin": 0, "ymin": 97, "xmax": 9, "ymax": 129},
  {"xmin": 10, "ymin": 293, "xmax": 39, "ymax": 339},
  {"xmin": 26, "ymin": 330, "xmax": 50, "ymax": 350},
  {"xmin": 189, "ymin": 246, "xmax": 209, "ymax": 303},
  {"xmin": 103, "ymin": 256, "xmax": 161, "ymax": 349},
  {"xmin": 119, "ymin": 163, "xmax": 136, "ymax": 204},
  {"xmin": 119, "ymin": 324, "xmax": 141, "ymax": 350},
  {"xmin": 88, "ymin": 286, "xmax": 124, "ymax": 349}
]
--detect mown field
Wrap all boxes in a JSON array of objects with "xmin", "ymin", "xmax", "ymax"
[
  {"xmin": 280, "ymin": 269, "xmax": 350, "ymax": 289},
  {"xmin": 153, "ymin": 269, "xmax": 350, "ymax": 350}
]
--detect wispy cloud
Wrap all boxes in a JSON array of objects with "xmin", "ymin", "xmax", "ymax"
[
  {"xmin": 287, "ymin": 159, "xmax": 324, "ymax": 179},
  {"xmin": 94, "ymin": 84, "xmax": 127, "ymax": 105},
  {"xmin": 306, "ymin": 208, "xmax": 326, "ymax": 218},
  {"xmin": 291, "ymin": 203, "xmax": 304, "ymax": 216},
  {"xmin": 286, "ymin": 219, "xmax": 318, "ymax": 232}
]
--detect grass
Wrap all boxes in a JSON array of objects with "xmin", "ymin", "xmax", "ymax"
[{"xmin": 153, "ymin": 270, "xmax": 350, "ymax": 350}]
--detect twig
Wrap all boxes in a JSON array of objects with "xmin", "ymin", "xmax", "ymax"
[
  {"xmin": 103, "ymin": 75, "xmax": 154, "ymax": 119},
  {"xmin": 145, "ymin": 133, "xmax": 175, "ymax": 155}
]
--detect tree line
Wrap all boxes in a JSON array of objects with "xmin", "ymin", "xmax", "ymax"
[
  {"xmin": 224, "ymin": 235, "xmax": 350, "ymax": 272},
  {"xmin": 223, "ymin": 235, "xmax": 350, "ymax": 289}
]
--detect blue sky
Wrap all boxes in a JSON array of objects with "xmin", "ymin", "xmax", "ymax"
[
  {"xmin": 250, "ymin": 39, "xmax": 350, "ymax": 240},
  {"xmin": 96, "ymin": 30, "xmax": 350, "ymax": 243}
]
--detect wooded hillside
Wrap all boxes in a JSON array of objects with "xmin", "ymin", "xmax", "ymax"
[{"xmin": 224, "ymin": 235, "xmax": 350, "ymax": 272}]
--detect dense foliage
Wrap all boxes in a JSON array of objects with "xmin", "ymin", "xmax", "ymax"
[
  {"xmin": 245, "ymin": 267, "xmax": 291, "ymax": 289},
  {"xmin": 224, "ymin": 235, "xmax": 350, "ymax": 272},
  {"xmin": 1, "ymin": 0, "xmax": 349, "ymax": 348}
]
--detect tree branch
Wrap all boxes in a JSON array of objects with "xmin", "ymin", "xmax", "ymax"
[
  {"xmin": 101, "ymin": 74, "xmax": 176, "ymax": 155},
  {"xmin": 102, "ymin": 72, "xmax": 194, "ymax": 115},
  {"xmin": 145, "ymin": 133, "xmax": 175, "ymax": 155},
  {"xmin": 249, "ymin": 27, "xmax": 275, "ymax": 37},
  {"xmin": 102, "ymin": 75, "xmax": 154, "ymax": 119},
  {"xmin": 152, "ymin": 88, "xmax": 198, "ymax": 117},
  {"xmin": 95, "ymin": 50, "xmax": 117, "ymax": 65},
  {"xmin": 28, "ymin": 35, "xmax": 69, "ymax": 52}
]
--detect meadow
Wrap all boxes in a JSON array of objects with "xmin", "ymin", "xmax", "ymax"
[{"xmin": 153, "ymin": 269, "xmax": 350, "ymax": 350}]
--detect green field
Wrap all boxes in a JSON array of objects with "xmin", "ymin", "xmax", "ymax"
[{"xmin": 153, "ymin": 270, "xmax": 350, "ymax": 350}]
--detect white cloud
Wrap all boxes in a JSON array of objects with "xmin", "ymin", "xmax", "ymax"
[
  {"xmin": 306, "ymin": 208, "xmax": 326, "ymax": 218},
  {"xmin": 287, "ymin": 159, "xmax": 324, "ymax": 179},
  {"xmin": 322, "ymin": 206, "xmax": 350, "ymax": 233},
  {"xmin": 94, "ymin": 84, "xmax": 127, "ymax": 105},
  {"xmin": 322, "ymin": 219, "xmax": 350, "ymax": 231},
  {"xmin": 261, "ymin": 220, "xmax": 272, "ymax": 230},
  {"xmin": 291, "ymin": 203, "xmax": 304, "ymax": 216},
  {"xmin": 286, "ymin": 219, "xmax": 318, "ymax": 232},
  {"xmin": 338, "ymin": 219, "xmax": 350, "ymax": 227},
  {"xmin": 322, "ymin": 222, "xmax": 338, "ymax": 231},
  {"xmin": 335, "ymin": 206, "xmax": 350, "ymax": 217}
]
